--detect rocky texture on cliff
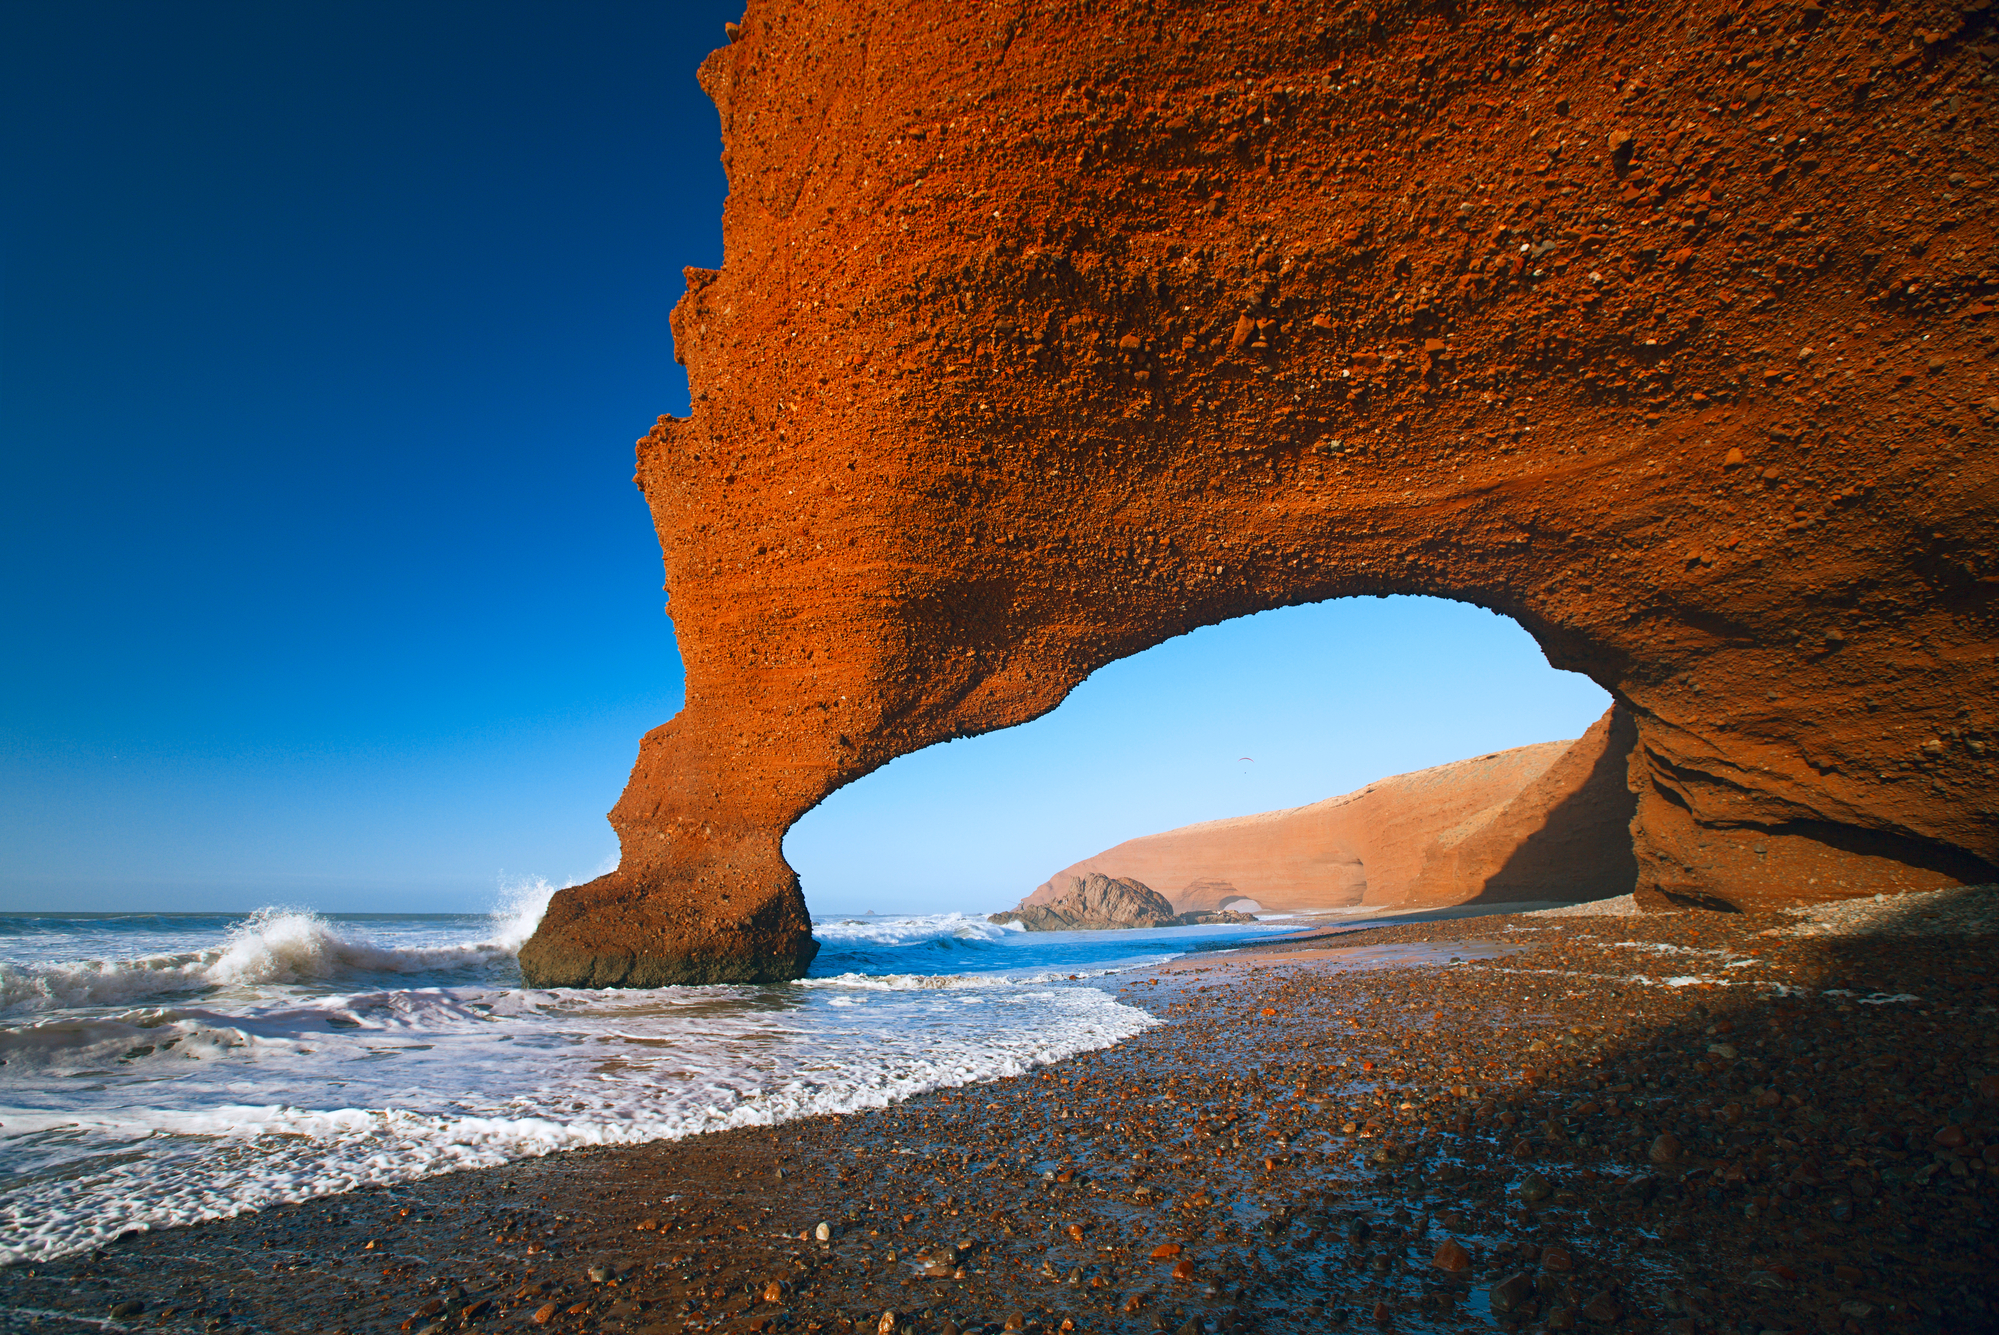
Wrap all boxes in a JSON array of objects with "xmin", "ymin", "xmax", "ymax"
[
  {"xmin": 990, "ymin": 873, "xmax": 1258, "ymax": 931},
  {"xmin": 521, "ymin": 0, "xmax": 1998, "ymax": 987},
  {"xmin": 1033, "ymin": 706, "xmax": 1639, "ymax": 913}
]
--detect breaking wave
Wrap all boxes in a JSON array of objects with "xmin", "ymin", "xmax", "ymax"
[
  {"xmin": 806, "ymin": 911, "xmax": 1021, "ymax": 978},
  {"xmin": 809, "ymin": 911, "xmax": 1012, "ymax": 948},
  {"xmin": 0, "ymin": 882, "xmax": 556, "ymax": 1016},
  {"xmin": 0, "ymin": 892, "xmax": 1285, "ymax": 1264}
]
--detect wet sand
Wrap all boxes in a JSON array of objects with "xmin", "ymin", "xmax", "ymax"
[
  {"xmin": 1153, "ymin": 940, "xmax": 1527, "ymax": 974},
  {"xmin": 5, "ymin": 896, "xmax": 1994, "ymax": 1335}
]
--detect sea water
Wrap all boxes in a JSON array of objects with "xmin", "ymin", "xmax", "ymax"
[{"xmin": 0, "ymin": 891, "xmax": 1279, "ymax": 1264}]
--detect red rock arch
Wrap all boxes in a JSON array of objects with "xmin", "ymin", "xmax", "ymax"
[{"xmin": 518, "ymin": 0, "xmax": 1996, "ymax": 986}]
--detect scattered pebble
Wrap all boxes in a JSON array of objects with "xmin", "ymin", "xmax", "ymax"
[
  {"xmin": 1770, "ymin": 883, "xmax": 1998, "ymax": 938},
  {"xmin": 2, "ymin": 901, "xmax": 1991, "ymax": 1335}
]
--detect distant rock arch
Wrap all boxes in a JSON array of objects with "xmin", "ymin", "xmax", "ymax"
[{"xmin": 518, "ymin": 0, "xmax": 1996, "ymax": 987}]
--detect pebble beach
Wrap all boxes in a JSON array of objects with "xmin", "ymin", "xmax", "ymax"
[{"xmin": 5, "ymin": 887, "xmax": 1994, "ymax": 1335}]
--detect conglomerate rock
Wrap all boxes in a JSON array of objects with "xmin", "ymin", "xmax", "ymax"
[{"xmin": 519, "ymin": 0, "xmax": 1998, "ymax": 987}]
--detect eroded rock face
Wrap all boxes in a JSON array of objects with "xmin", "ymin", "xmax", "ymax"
[
  {"xmin": 519, "ymin": 0, "xmax": 1997, "ymax": 986},
  {"xmin": 1034, "ymin": 707, "xmax": 1637, "ymax": 913}
]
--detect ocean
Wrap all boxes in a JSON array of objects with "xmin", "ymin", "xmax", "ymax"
[{"xmin": 0, "ymin": 891, "xmax": 1283, "ymax": 1266}]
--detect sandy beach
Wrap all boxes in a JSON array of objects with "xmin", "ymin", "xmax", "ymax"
[{"xmin": 5, "ymin": 890, "xmax": 1993, "ymax": 1335}]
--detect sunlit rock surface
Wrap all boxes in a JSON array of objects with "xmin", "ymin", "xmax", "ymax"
[
  {"xmin": 520, "ymin": 0, "xmax": 1997, "ymax": 987},
  {"xmin": 990, "ymin": 873, "xmax": 1257, "ymax": 931}
]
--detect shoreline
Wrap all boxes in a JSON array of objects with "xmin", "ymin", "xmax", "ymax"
[{"xmin": 3, "ymin": 892, "xmax": 1993, "ymax": 1335}]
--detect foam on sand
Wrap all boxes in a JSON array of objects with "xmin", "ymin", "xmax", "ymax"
[{"xmin": 0, "ymin": 896, "xmax": 1197, "ymax": 1265}]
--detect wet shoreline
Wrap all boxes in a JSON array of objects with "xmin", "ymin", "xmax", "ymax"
[{"xmin": 3, "ymin": 895, "xmax": 1994, "ymax": 1335}]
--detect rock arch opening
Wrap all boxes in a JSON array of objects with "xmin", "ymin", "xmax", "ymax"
[{"xmin": 784, "ymin": 596, "xmax": 1616, "ymax": 920}]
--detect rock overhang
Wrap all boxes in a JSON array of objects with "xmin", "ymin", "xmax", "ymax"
[{"xmin": 518, "ymin": 0, "xmax": 1999, "ymax": 988}]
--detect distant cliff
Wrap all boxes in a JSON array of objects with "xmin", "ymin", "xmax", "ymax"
[
  {"xmin": 1021, "ymin": 706, "xmax": 1640, "ymax": 916},
  {"xmin": 990, "ymin": 873, "xmax": 1257, "ymax": 932}
]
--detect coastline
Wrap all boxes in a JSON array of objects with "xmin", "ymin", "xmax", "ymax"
[{"xmin": 4, "ymin": 891, "xmax": 1993, "ymax": 1335}]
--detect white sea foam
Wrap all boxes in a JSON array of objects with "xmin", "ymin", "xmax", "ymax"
[
  {"xmin": 0, "ymin": 885, "xmax": 557, "ymax": 1017},
  {"xmin": 808, "ymin": 912, "xmax": 1013, "ymax": 947},
  {"xmin": 799, "ymin": 964, "xmax": 1139, "ymax": 993},
  {"xmin": 0, "ymin": 898, "xmax": 1241, "ymax": 1265},
  {"xmin": 0, "ymin": 980, "xmax": 1154, "ymax": 1263},
  {"xmin": 1610, "ymin": 940, "xmax": 1734, "ymax": 958}
]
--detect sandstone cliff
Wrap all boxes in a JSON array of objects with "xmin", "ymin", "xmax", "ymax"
[
  {"xmin": 1404, "ymin": 705, "xmax": 1642, "ymax": 905},
  {"xmin": 1030, "ymin": 706, "xmax": 1637, "ymax": 913},
  {"xmin": 520, "ymin": 0, "xmax": 1998, "ymax": 988},
  {"xmin": 990, "ymin": 873, "xmax": 1258, "ymax": 931}
]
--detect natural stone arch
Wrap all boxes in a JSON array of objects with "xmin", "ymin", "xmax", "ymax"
[
  {"xmin": 781, "ymin": 593, "xmax": 1626, "ymax": 915},
  {"xmin": 518, "ymin": 0, "xmax": 1996, "ymax": 987}
]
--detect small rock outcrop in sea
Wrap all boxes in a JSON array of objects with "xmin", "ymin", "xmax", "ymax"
[{"xmin": 989, "ymin": 874, "xmax": 1257, "ymax": 932}]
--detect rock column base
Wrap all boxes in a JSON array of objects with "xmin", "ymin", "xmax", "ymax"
[{"xmin": 517, "ymin": 871, "xmax": 819, "ymax": 989}]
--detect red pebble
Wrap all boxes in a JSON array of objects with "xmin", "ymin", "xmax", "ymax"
[{"xmin": 1433, "ymin": 1239, "xmax": 1472, "ymax": 1273}]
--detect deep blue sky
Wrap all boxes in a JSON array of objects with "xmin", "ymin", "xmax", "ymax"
[
  {"xmin": 1, "ymin": 3, "xmax": 1610, "ymax": 917},
  {"xmin": 1, "ymin": 1, "xmax": 737, "ymax": 910}
]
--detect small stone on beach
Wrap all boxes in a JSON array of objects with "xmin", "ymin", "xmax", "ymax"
[{"xmin": 1432, "ymin": 1239, "xmax": 1471, "ymax": 1273}]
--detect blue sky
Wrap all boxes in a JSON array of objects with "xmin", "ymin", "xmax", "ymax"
[
  {"xmin": 1, "ymin": 3, "xmax": 1610, "ymax": 916},
  {"xmin": 791, "ymin": 599, "xmax": 1609, "ymax": 915}
]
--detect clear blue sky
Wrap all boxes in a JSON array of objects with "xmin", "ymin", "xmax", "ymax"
[
  {"xmin": 791, "ymin": 599, "xmax": 1610, "ymax": 916},
  {"xmin": 1, "ymin": 3, "xmax": 1611, "ymax": 916}
]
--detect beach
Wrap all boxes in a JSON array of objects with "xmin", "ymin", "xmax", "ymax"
[
  {"xmin": 3, "ymin": 889, "xmax": 1993, "ymax": 1335},
  {"xmin": 0, "ymin": 904, "xmax": 1292, "ymax": 1264}
]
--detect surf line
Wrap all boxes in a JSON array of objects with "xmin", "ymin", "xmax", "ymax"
[{"xmin": 1, "ymin": 1307, "xmax": 144, "ymax": 1331}]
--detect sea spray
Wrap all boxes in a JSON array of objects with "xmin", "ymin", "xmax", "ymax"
[
  {"xmin": 0, "ymin": 906, "xmax": 1275, "ymax": 1263},
  {"xmin": 0, "ymin": 907, "xmax": 532, "ymax": 1015},
  {"xmin": 488, "ymin": 876, "xmax": 559, "ymax": 951}
]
